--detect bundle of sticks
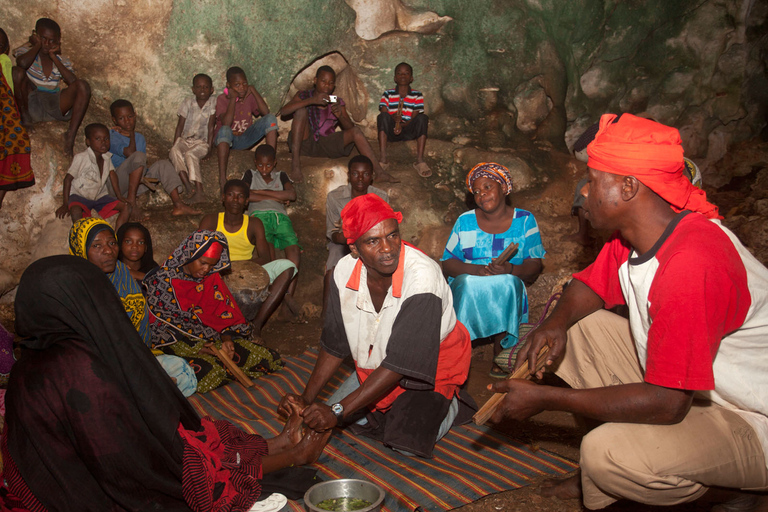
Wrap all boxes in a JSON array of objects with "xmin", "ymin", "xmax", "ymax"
[{"xmin": 473, "ymin": 345, "xmax": 550, "ymax": 426}]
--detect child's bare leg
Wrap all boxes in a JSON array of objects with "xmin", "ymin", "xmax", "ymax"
[
  {"xmin": 378, "ymin": 130, "xmax": 388, "ymax": 164},
  {"xmin": 344, "ymin": 127, "xmax": 398, "ymax": 183},
  {"xmin": 179, "ymin": 170, "xmax": 193, "ymax": 196},
  {"xmin": 216, "ymin": 142, "xmax": 230, "ymax": 192},
  {"xmin": 251, "ymin": 268, "xmax": 294, "ymax": 338},
  {"xmin": 12, "ymin": 67, "xmax": 31, "ymax": 124},
  {"xmin": 169, "ymin": 188, "xmax": 201, "ymax": 216},
  {"xmin": 289, "ymin": 109, "xmax": 308, "ymax": 183},
  {"xmin": 189, "ymin": 181, "xmax": 206, "ymax": 204},
  {"xmin": 0, "ymin": 190, "xmax": 6, "ymax": 209},
  {"xmin": 69, "ymin": 205, "xmax": 85, "ymax": 221},
  {"xmin": 114, "ymin": 202, "xmax": 130, "ymax": 231},
  {"xmin": 265, "ymin": 129, "xmax": 277, "ymax": 149},
  {"xmin": 126, "ymin": 166, "xmax": 145, "ymax": 220},
  {"xmin": 415, "ymin": 134, "xmax": 427, "ymax": 163},
  {"xmin": 59, "ymin": 79, "xmax": 91, "ymax": 157}
]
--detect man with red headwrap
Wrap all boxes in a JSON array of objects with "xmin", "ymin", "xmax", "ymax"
[
  {"xmin": 278, "ymin": 193, "xmax": 473, "ymax": 457},
  {"xmin": 492, "ymin": 114, "xmax": 768, "ymax": 510}
]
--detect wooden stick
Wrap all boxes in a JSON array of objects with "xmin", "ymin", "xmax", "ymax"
[
  {"xmin": 473, "ymin": 345, "xmax": 550, "ymax": 426},
  {"xmin": 492, "ymin": 242, "xmax": 518, "ymax": 266},
  {"xmin": 207, "ymin": 342, "xmax": 254, "ymax": 388}
]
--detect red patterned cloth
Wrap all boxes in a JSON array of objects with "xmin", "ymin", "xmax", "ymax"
[
  {"xmin": 180, "ymin": 417, "xmax": 267, "ymax": 512},
  {"xmin": 0, "ymin": 74, "xmax": 33, "ymax": 192}
]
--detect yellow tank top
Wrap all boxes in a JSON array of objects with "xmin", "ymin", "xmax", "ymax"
[{"xmin": 217, "ymin": 213, "xmax": 255, "ymax": 261}]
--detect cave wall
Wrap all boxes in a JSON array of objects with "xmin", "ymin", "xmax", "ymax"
[{"xmin": 1, "ymin": 0, "xmax": 767, "ymax": 294}]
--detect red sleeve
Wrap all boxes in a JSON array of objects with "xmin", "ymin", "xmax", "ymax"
[
  {"xmin": 644, "ymin": 229, "xmax": 750, "ymax": 390},
  {"xmin": 572, "ymin": 232, "xmax": 630, "ymax": 309}
]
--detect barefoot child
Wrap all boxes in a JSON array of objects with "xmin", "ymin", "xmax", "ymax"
[
  {"xmin": 109, "ymin": 99, "xmax": 200, "ymax": 218},
  {"xmin": 12, "ymin": 18, "xmax": 91, "ymax": 156},
  {"xmin": 282, "ymin": 65, "xmax": 396, "ymax": 183},
  {"xmin": 214, "ymin": 66, "xmax": 277, "ymax": 191},
  {"xmin": 199, "ymin": 179, "xmax": 298, "ymax": 339},
  {"xmin": 55, "ymin": 123, "xmax": 130, "ymax": 229},
  {"xmin": 242, "ymin": 144, "xmax": 302, "ymax": 320},
  {"xmin": 169, "ymin": 73, "xmax": 216, "ymax": 204},
  {"xmin": 378, "ymin": 62, "xmax": 431, "ymax": 178}
]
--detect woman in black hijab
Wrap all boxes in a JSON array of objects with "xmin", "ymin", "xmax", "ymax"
[{"xmin": 2, "ymin": 256, "xmax": 328, "ymax": 511}]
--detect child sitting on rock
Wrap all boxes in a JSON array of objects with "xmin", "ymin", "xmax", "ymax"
[
  {"xmin": 214, "ymin": 66, "xmax": 277, "ymax": 192},
  {"xmin": 281, "ymin": 65, "xmax": 396, "ymax": 184},
  {"xmin": 377, "ymin": 62, "xmax": 431, "ymax": 178},
  {"xmin": 199, "ymin": 179, "xmax": 298, "ymax": 339},
  {"xmin": 109, "ymin": 99, "xmax": 199, "ymax": 219},
  {"xmin": 169, "ymin": 73, "xmax": 217, "ymax": 204},
  {"xmin": 241, "ymin": 144, "xmax": 301, "ymax": 320},
  {"xmin": 56, "ymin": 123, "xmax": 130, "ymax": 229},
  {"xmin": 12, "ymin": 17, "xmax": 91, "ymax": 157}
]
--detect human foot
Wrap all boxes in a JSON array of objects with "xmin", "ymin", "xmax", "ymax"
[
  {"xmin": 187, "ymin": 191, "xmax": 207, "ymax": 204},
  {"xmin": 413, "ymin": 161, "xmax": 432, "ymax": 178},
  {"xmin": 271, "ymin": 402, "xmax": 306, "ymax": 454},
  {"xmin": 293, "ymin": 428, "xmax": 332, "ymax": 466},
  {"xmin": 538, "ymin": 473, "xmax": 582, "ymax": 500},
  {"xmin": 130, "ymin": 206, "xmax": 150, "ymax": 221},
  {"xmin": 171, "ymin": 203, "xmax": 202, "ymax": 216},
  {"xmin": 288, "ymin": 165, "xmax": 304, "ymax": 183}
]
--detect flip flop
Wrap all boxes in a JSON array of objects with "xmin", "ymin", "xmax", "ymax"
[
  {"xmin": 489, "ymin": 365, "xmax": 508, "ymax": 379},
  {"xmin": 413, "ymin": 161, "xmax": 432, "ymax": 178},
  {"xmin": 249, "ymin": 493, "xmax": 288, "ymax": 512}
]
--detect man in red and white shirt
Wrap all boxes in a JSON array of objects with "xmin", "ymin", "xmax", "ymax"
[
  {"xmin": 278, "ymin": 194, "xmax": 473, "ymax": 458},
  {"xmin": 493, "ymin": 114, "xmax": 768, "ymax": 510}
]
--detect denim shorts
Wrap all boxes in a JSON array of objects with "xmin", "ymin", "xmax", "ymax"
[{"xmin": 215, "ymin": 114, "xmax": 278, "ymax": 149}]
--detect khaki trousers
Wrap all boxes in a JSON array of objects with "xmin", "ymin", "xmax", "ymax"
[
  {"xmin": 169, "ymin": 138, "xmax": 209, "ymax": 184},
  {"xmin": 555, "ymin": 310, "xmax": 768, "ymax": 509}
]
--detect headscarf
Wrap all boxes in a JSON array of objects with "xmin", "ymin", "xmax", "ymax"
[
  {"xmin": 145, "ymin": 230, "xmax": 249, "ymax": 346},
  {"xmin": 69, "ymin": 216, "xmax": 114, "ymax": 258},
  {"xmin": 340, "ymin": 193, "xmax": 403, "ymax": 244},
  {"xmin": 587, "ymin": 113, "xmax": 720, "ymax": 219},
  {"xmin": 7, "ymin": 255, "xmax": 200, "ymax": 510},
  {"xmin": 162, "ymin": 229, "xmax": 231, "ymax": 273},
  {"xmin": 466, "ymin": 162, "xmax": 513, "ymax": 195},
  {"xmin": 116, "ymin": 221, "xmax": 159, "ymax": 274},
  {"xmin": 69, "ymin": 217, "xmax": 151, "ymax": 346}
]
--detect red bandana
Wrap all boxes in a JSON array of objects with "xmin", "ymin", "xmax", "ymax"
[
  {"xmin": 202, "ymin": 241, "xmax": 223, "ymax": 260},
  {"xmin": 340, "ymin": 193, "xmax": 403, "ymax": 244},
  {"xmin": 587, "ymin": 113, "xmax": 720, "ymax": 219}
]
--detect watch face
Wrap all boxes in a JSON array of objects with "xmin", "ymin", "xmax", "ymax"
[{"xmin": 331, "ymin": 403, "xmax": 343, "ymax": 416}]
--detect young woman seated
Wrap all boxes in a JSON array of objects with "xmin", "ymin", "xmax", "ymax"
[
  {"xmin": 117, "ymin": 221, "xmax": 159, "ymax": 281},
  {"xmin": 441, "ymin": 162, "xmax": 545, "ymax": 377},
  {"xmin": 143, "ymin": 230, "xmax": 284, "ymax": 393}
]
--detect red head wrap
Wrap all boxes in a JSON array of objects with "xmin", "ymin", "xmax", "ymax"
[
  {"xmin": 201, "ymin": 241, "xmax": 223, "ymax": 260},
  {"xmin": 587, "ymin": 113, "xmax": 720, "ymax": 219},
  {"xmin": 340, "ymin": 193, "xmax": 403, "ymax": 244}
]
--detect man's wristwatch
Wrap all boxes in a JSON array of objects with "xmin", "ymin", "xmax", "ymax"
[{"xmin": 331, "ymin": 402, "xmax": 344, "ymax": 420}]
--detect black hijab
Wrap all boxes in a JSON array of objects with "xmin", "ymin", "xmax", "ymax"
[{"xmin": 7, "ymin": 256, "xmax": 200, "ymax": 511}]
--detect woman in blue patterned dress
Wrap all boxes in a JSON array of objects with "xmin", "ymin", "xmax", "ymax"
[{"xmin": 441, "ymin": 162, "xmax": 545, "ymax": 376}]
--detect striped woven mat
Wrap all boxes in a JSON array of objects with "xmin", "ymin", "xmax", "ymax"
[{"xmin": 189, "ymin": 349, "xmax": 578, "ymax": 512}]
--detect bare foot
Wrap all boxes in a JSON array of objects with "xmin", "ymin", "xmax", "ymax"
[
  {"xmin": 538, "ymin": 473, "xmax": 582, "ymax": 500},
  {"xmin": 187, "ymin": 191, "xmax": 207, "ymax": 204},
  {"xmin": 271, "ymin": 402, "xmax": 306, "ymax": 454},
  {"xmin": 293, "ymin": 428, "xmax": 332, "ymax": 466},
  {"xmin": 561, "ymin": 232, "xmax": 595, "ymax": 247},
  {"xmin": 172, "ymin": 203, "xmax": 202, "ymax": 216},
  {"xmin": 376, "ymin": 171, "xmax": 400, "ymax": 184},
  {"xmin": 288, "ymin": 166, "xmax": 304, "ymax": 183}
]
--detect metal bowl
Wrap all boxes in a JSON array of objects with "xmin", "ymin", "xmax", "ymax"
[{"xmin": 304, "ymin": 478, "xmax": 385, "ymax": 512}]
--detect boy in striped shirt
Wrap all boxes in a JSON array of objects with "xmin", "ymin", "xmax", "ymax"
[
  {"xmin": 13, "ymin": 18, "xmax": 91, "ymax": 157},
  {"xmin": 377, "ymin": 62, "xmax": 430, "ymax": 177}
]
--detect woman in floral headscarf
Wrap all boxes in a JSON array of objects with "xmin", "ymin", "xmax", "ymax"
[
  {"xmin": 441, "ymin": 163, "xmax": 545, "ymax": 377},
  {"xmin": 144, "ymin": 229, "xmax": 283, "ymax": 393}
]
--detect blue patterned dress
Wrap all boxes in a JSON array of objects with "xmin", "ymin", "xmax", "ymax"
[{"xmin": 441, "ymin": 209, "xmax": 546, "ymax": 348}]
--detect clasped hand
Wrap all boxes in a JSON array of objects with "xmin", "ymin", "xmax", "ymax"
[{"xmin": 277, "ymin": 394, "xmax": 338, "ymax": 431}]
